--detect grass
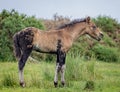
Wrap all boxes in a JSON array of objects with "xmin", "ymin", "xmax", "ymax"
[{"xmin": 0, "ymin": 58, "xmax": 120, "ymax": 92}]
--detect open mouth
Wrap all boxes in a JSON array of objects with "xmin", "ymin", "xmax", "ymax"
[
  {"xmin": 96, "ymin": 37, "xmax": 102, "ymax": 41},
  {"xmin": 87, "ymin": 33, "xmax": 104, "ymax": 41},
  {"xmin": 96, "ymin": 34, "xmax": 104, "ymax": 41}
]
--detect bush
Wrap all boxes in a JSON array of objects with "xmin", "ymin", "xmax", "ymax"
[
  {"xmin": 0, "ymin": 10, "xmax": 120, "ymax": 63},
  {"xmin": 91, "ymin": 45, "xmax": 119, "ymax": 62},
  {"xmin": 0, "ymin": 9, "xmax": 45, "ymax": 61},
  {"xmin": 93, "ymin": 15, "xmax": 120, "ymax": 32}
]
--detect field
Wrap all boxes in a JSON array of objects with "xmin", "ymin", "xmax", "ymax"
[{"xmin": 0, "ymin": 56, "xmax": 120, "ymax": 92}]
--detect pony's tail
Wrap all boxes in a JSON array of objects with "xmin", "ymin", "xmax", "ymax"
[{"xmin": 13, "ymin": 33, "xmax": 21, "ymax": 59}]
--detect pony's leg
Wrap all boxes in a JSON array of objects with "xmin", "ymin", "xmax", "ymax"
[
  {"xmin": 19, "ymin": 67, "xmax": 24, "ymax": 87},
  {"xmin": 60, "ymin": 64, "xmax": 66, "ymax": 86},
  {"xmin": 60, "ymin": 53, "xmax": 66, "ymax": 86},
  {"xmin": 54, "ymin": 63, "xmax": 60, "ymax": 87},
  {"xmin": 54, "ymin": 51, "xmax": 62, "ymax": 87},
  {"xmin": 54, "ymin": 51, "xmax": 66, "ymax": 87},
  {"xmin": 18, "ymin": 48, "xmax": 32, "ymax": 87}
]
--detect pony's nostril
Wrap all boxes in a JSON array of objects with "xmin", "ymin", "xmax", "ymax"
[{"xmin": 100, "ymin": 33, "xmax": 104, "ymax": 38}]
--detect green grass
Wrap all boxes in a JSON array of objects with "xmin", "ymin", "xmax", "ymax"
[{"xmin": 0, "ymin": 59, "xmax": 120, "ymax": 92}]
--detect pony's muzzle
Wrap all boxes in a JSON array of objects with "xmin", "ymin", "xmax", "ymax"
[
  {"xmin": 100, "ymin": 33, "xmax": 104, "ymax": 38},
  {"xmin": 98, "ymin": 33, "xmax": 104, "ymax": 41}
]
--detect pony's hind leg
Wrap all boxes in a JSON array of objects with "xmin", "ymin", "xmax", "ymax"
[{"xmin": 18, "ymin": 48, "xmax": 32, "ymax": 87}]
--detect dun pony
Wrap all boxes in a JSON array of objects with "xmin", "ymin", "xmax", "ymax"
[{"xmin": 13, "ymin": 17, "xmax": 103, "ymax": 87}]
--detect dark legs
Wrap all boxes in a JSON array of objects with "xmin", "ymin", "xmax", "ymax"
[
  {"xmin": 18, "ymin": 48, "xmax": 32, "ymax": 87},
  {"xmin": 54, "ymin": 51, "xmax": 66, "ymax": 87}
]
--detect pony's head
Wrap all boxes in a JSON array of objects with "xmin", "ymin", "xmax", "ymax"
[{"xmin": 84, "ymin": 17, "xmax": 103, "ymax": 41}]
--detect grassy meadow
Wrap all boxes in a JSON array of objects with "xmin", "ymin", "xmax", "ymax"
[{"xmin": 0, "ymin": 56, "xmax": 120, "ymax": 92}]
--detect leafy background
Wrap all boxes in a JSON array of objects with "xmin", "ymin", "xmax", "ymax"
[{"xmin": 0, "ymin": 9, "xmax": 120, "ymax": 62}]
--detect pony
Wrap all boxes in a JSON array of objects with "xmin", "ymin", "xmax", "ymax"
[{"xmin": 13, "ymin": 17, "xmax": 103, "ymax": 87}]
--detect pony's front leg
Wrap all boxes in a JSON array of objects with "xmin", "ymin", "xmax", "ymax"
[
  {"xmin": 54, "ymin": 51, "xmax": 66, "ymax": 87},
  {"xmin": 60, "ymin": 64, "xmax": 66, "ymax": 86},
  {"xmin": 60, "ymin": 52, "xmax": 66, "ymax": 86}
]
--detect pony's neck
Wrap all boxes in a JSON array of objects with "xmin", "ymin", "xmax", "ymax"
[{"xmin": 69, "ymin": 22, "xmax": 86, "ymax": 41}]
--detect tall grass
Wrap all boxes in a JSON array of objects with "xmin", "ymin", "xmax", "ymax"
[
  {"xmin": 30, "ymin": 73, "xmax": 42, "ymax": 88},
  {"xmin": 28, "ymin": 62, "xmax": 54, "ymax": 88},
  {"xmin": 0, "ymin": 61, "xmax": 120, "ymax": 92},
  {"xmin": 92, "ymin": 44, "xmax": 120, "ymax": 62},
  {"xmin": 66, "ymin": 55, "xmax": 96, "ymax": 90},
  {"xmin": 66, "ymin": 55, "xmax": 96, "ymax": 80},
  {"xmin": 42, "ymin": 64, "xmax": 54, "ymax": 81},
  {"xmin": 1, "ymin": 72, "xmax": 18, "ymax": 87}
]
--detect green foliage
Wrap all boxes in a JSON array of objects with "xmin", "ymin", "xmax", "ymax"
[
  {"xmin": 91, "ymin": 45, "xmax": 120, "ymax": 62},
  {"xmin": 0, "ymin": 10, "xmax": 120, "ymax": 63},
  {"xmin": 93, "ymin": 15, "xmax": 120, "ymax": 32},
  {"xmin": 102, "ymin": 32, "xmax": 117, "ymax": 47},
  {"xmin": 68, "ymin": 37, "xmax": 90, "ymax": 59},
  {"xmin": 0, "ymin": 9, "xmax": 45, "ymax": 61},
  {"xmin": 93, "ymin": 16, "xmax": 120, "ymax": 47}
]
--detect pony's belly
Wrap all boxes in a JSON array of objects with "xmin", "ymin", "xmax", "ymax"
[{"xmin": 33, "ymin": 44, "xmax": 57, "ymax": 54}]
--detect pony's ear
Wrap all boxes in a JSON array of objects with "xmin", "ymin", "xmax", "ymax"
[{"xmin": 86, "ymin": 16, "xmax": 91, "ymax": 23}]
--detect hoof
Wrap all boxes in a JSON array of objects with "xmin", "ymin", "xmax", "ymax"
[
  {"xmin": 20, "ymin": 82, "xmax": 25, "ymax": 87},
  {"xmin": 61, "ymin": 81, "xmax": 65, "ymax": 86},
  {"xmin": 54, "ymin": 81, "xmax": 58, "ymax": 87}
]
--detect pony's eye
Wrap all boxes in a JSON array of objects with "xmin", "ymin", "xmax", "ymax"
[{"xmin": 92, "ymin": 26, "xmax": 97, "ymax": 30}]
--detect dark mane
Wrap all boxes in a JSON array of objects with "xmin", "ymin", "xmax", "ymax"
[{"xmin": 57, "ymin": 18, "xmax": 86, "ymax": 29}]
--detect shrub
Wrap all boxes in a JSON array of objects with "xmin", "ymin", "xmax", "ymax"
[
  {"xmin": 102, "ymin": 32, "xmax": 117, "ymax": 47},
  {"xmin": 0, "ymin": 9, "xmax": 45, "ymax": 61},
  {"xmin": 91, "ymin": 45, "xmax": 119, "ymax": 62},
  {"xmin": 93, "ymin": 15, "xmax": 120, "ymax": 32}
]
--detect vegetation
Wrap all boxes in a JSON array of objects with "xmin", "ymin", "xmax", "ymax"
[
  {"xmin": 0, "ymin": 9, "xmax": 120, "ymax": 91},
  {"xmin": 93, "ymin": 15, "xmax": 120, "ymax": 32},
  {"xmin": 0, "ymin": 9, "xmax": 44, "ymax": 61},
  {"xmin": 91, "ymin": 44, "xmax": 120, "ymax": 62},
  {"xmin": 0, "ymin": 9, "xmax": 120, "ymax": 62},
  {"xmin": 0, "ymin": 59, "xmax": 120, "ymax": 92},
  {"xmin": 93, "ymin": 16, "xmax": 120, "ymax": 46}
]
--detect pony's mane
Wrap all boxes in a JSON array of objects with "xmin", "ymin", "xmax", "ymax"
[{"xmin": 57, "ymin": 18, "xmax": 86, "ymax": 29}]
